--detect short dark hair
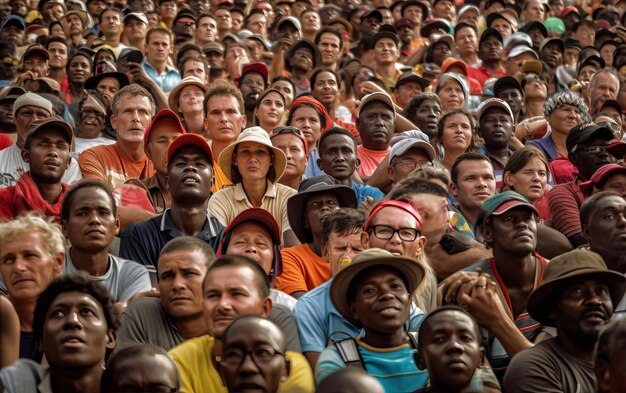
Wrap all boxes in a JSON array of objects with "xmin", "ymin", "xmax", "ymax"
[
  {"xmin": 66, "ymin": 51, "xmax": 93, "ymax": 73},
  {"xmin": 146, "ymin": 27, "xmax": 172, "ymax": 45},
  {"xmin": 159, "ymin": 236, "xmax": 216, "ymax": 267},
  {"xmin": 61, "ymin": 180, "xmax": 117, "ymax": 222},
  {"xmin": 310, "ymin": 67, "xmax": 341, "ymax": 92},
  {"xmin": 580, "ymin": 191, "xmax": 621, "ymax": 231},
  {"xmin": 179, "ymin": 54, "xmax": 209, "ymax": 78},
  {"xmin": 314, "ymin": 26, "xmax": 344, "ymax": 50},
  {"xmin": 33, "ymin": 273, "xmax": 120, "ymax": 345},
  {"xmin": 203, "ymin": 80, "xmax": 244, "ymax": 116},
  {"xmin": 346, "ymin": 265, "xmax": 408, "ymax": 306},
  {"xmin": 318, "ymin": 126, "xmax": 357, "ymax": 153},
  {"xmin": 595, "ymin": 318, "xmax": 626, "ymax": 364},
  {"xmin": 98, "ymin": 7, "xmax": 123, "ymax": 23},
  {"xmin": 321, "ymin": 208, "xmax": 366, "ymax": 246},
  {"xmin": 205, "ymin": 255, "xmax": 270, "ymax": 299},
  {"xmin": 387, "ymin": 177, "xmax": 448, "ymax": 200},
  {"xmin": 417, "ymin": 305, "xmax": 481, "ymax": 351},
  {"xmin": 410, "ymin": 165, "xmax": 451, "ymax": 188},
  {"xmin": 271, "ymin": 76, "xmax": 296, "ymax": 95},
  {"xmin": 44, "ymin": 36, "xmax": 68, "ymax": 51},
  {"xmin": 402, "ymin": 93, "xmax": 441, "ymax": 123},
  {"xmin": 501, "ymin": 147, "xmax": 549, "ymax": 192},
  {"xmin": 450, "ymin": 153, "xmax": 491, "ymax": 184},
  {"xmin": 286, "ymin": 102, "xmax": 327, "ymax": 129}
]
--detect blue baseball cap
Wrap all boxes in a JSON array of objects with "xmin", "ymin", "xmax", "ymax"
[{"xmin": 0, "ymin": 15, "xmax": 25, "ymax": 31}]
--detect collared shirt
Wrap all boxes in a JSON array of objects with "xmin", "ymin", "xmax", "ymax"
[
  {"xmin": 141, "ymin": 59, "xmax": 181, "ymax": 92},
  {"xmin": 0, "ymin": 144, "xmax": 82, "ymax": 188},
  {"xmin": 467, "ymin": 65, "xmax": 506, "ymax": 86},
  {"xmin": 119, "ymin": 209, "xmax": 224, "ymax": 273},
  {"xmin": 477, "ymin": 145, "xmax": 514, "ymax": 190}
]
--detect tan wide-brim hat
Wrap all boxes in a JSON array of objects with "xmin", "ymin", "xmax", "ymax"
[
  {"xmin": 168, "ymin": 76, "xmax": 208, "ymax": 112},
  {"xmin": 218, "ymin": 126, "xmax": 287, "ymax": 182}
]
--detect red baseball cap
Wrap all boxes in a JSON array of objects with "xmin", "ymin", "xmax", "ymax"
[
  {"xmin": 167, "ymin": 133, "xmax": 214, "ymax": 166},
  {"xmin": 144, "ymin": 108, "xmax": 186, "ymax": 146}
]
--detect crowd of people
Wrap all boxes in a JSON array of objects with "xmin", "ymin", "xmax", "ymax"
[{"xmin": 1, "ymin": 0, "xmax": 626, "ymax": 391}]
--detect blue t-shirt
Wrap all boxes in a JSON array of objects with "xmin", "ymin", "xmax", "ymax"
[{"xmin": 304, "ymin": 149, "xmax": 322, "ymax": 178}]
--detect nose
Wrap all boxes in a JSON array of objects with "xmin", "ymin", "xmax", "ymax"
[
  {"xmin": 64, "ymin": 311, "xmax": 82, "ymax": 328},
  {"xmin": 172, "ymin": 273, "xmax": 187, "ymax": 291},
  {"xmin": 239, "ymin": 352, "xmax": 260, "ymax": 374},
  {"xmin": 445, "ymin": 339, "xmax": 464, "ymax": 354}
]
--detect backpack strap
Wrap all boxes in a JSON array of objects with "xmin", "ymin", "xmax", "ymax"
[{"xmin": 333, "ymin": 338, "xmax": 366, "ymax": 370}]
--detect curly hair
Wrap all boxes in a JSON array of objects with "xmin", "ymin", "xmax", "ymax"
[
  {"xmin": 543, "ymin": 90, "xmax": 590, "ymax": 122},
  {"xmin": 403, "ymin": 93, "xmax": 441, "ymax": 124}
]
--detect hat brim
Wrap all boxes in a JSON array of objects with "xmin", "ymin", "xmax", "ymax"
[
  {"xmin": 330, "ymin": 255, "xmax": 426, "ymax": 325},
  {"xmin": 218, "ymin": 138, "xmax": 288, "ymax": 184},
  {"xmin": 527, "ymin": 270, "xmax": 626, "ymax": 326},
  {"xmin": 85, "ymin": 72, "xmax": 129, "ymax": 90},
  {"xmin": 287, "ymin": 184, "xmax": 357, "ymax": 243},
  {"xmin": 285, "ymin": 40, "xmax": 322, "ymax": 72}
]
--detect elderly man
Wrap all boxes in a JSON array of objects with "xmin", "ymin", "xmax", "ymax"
[
  {"xmin": 504, "ymin": 250, "xmax": 625, "ymax": 392},
  {"xmin": 386, "ymin": 131, "xmax": 436, "ymax": 187},
  {"xmin": 0, "ymin": 274, "xmax": 119, "ymax": 392},
  {"xmin": 588, "ymin": 70, "xmax": 620, "ymax": 112},
  {"xmin": 0, "ymin": 93, "xmax": 81, "ymax": 188},
  {"xmin": 169, "ymin": 255, "xmax": 314, "ymax": 393},
  {"xmin": 0, "ymin": 213, "xmax": 64, "ymax": 362}
]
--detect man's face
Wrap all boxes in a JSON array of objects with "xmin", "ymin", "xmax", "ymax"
[
  {"xmin": 227, "ymin": 222, "xmax": 274, "ymax": 275},
  {"xmin": 563, "ymin": 48, "xmax": 579, "ymax": 67},
  {"xmin": 586, "ymin": 195, "xmax": 626, "ymax": 256},
  {"xmin": 214, "ymin": 8, "xmax": 232, "ymax": 31},
  {"xmin": 96, "ymin": 77, "xmax": 120, "ymax": 103},
  {"xmin": 431, "ymin": 42, "xmax": 451, "ymax": 65},
  {"xmin": 522, "ymin": 0, "xmax": 545, "ymax": 22},
  {"xmin": 571, "ymin": 137, "xmax": 616, "ymax": 178},
  {"xmin": 497, "ymin": 88, "xmax": 523, "ymax": 118},
  {"xmin": 125, "ymin": 18, "xmax": 147, "ymax": 42},
  {"xmin": 451, "ymin": 159, "xmax": 496, "ymax": 212},
  {"xmin": 41, "ymin": 291, "xmax": 114, "ymax": 368},
  {"xmin": 0, "ymin": 25, "xmax": 24, "ymax": 46},
  {"xmin": 100, "ymin": 9, "xmax": 122, "ymax": 36},
  {"xmin": 413, "ymin": 100, "xmax": 441, "ymax": 139},
  {"xmin": 483, "ymin": 207, "xmax": 537, "ymax": 254},
  {"xmin": 182, "ymin": 60, "xmax": 207, "ymax": 83},
  {"xmin": 301, "ymin": 11, "xmax": 321, "ymax": 35},
  {"xmin": 290, "ymin": 47, "xmax": 315, "ymax": 72},
  {"xmin": 318, "ymin": 33, "xmax": 341, "ymax": 67},
  {"xmin": 365, "ymin": 206, "xmax": 425, "ymax": 257},
  {"xmin": 62, "ymin": 186, "xmax": 118, "ymax": 253},
  {"xmin": 203, "ymin": 265, "xmax": 270, "ymax": 339},
  {"xmin": 402, "ymin": 5, "xmax": 423, "ymax": 26},
  {"xmin": 0, "ymin": 231, "xmax": 63, "ymax": 301},
  {"xmin": 554, "ymin": 278, "xmax": 613, "ymax": 345},
  {"xmin": 110, "ymin": 93, "xmax": 152, "ymax": 145},
  {"xmin": 290, "ymin": 105, "xmax": 322, "ymax": 148},
  {"xmin": 398, "ymin": 26, "xmax": 415, "ymax": 44},
  {"xmin": 230, "ymin": 11, "xmax": 243, "ymax": 31},
  {"xmin": 575, "ymin": 24, "xmax": 595, "ymax": 47},
  {"xmin": 68, "ymin": 54, "xmax": 91, "ymax": 85},
  {"xmin": 358, "ymin": 101, "xmax": 395, "ymax": 151},
  {"xmin": 312, "ymin": 71, "xmax": 339, "ymax": 110},
  {"xmin": 407, "ymin": 194, "xmax": 449, "ymax": 245},
  {"xmin": 0, "ymin": 101, "xmax": 16, "ymax": 131},
  {"xmin": 166, "ymin": 145, "xmax": 213, "ymax": 203},
  {"xmin": 601, "ymin": 44, "xmax": 616, "ymax": 68},
  {"xmin": 103, "ymin": 352, "xmax": 179, "ymax": 393},
  {"xmin": 490, "ymin": 18, "xmax": 512, "ymax": 41},
  {"xmin": 173, "ymin": 17, "xmax": 196, "ymax": 38},
  {"xmin": 601, "ymin": 174, "xmax": 626, "ymax": 198},
  {"xmin": 478, "ymin": 35, "xmax": 503, "ymax": 62},
  {"xmin": 87, "ymin": 0, "xmax": 106, "ymax": 17},
  {"xmin": 527, "ymin": 28, "xmax": 545, "ymax": 50},
  {"xmin": 348, "ymin": 266, "xmax": 411, "ymax": 332},
  {"xmin": 324, "ymin": 231, "xmax": 364, "ymax": 277},
  {"xmin": 47, "ymin": 41, "xmax": 68, "ymax": 69},
  {"xmin": 373, "ymin": 37, "xmax": 399, "ymax": 65},
  {"xmin": 145, "ymin": 120, "xmax": 183, "ymax": 175},
  {"xmin": 178, "ymin": 85, "xmax": 205, "ymax": 114},
  {"xmin": 418, "ymin": 310, "xmax": 482, "ymax": 389},
  {"xmin": 43, "ymin": 3, "xmax": 65, "ymax": 22},
  {"xmin": 541, "ymin": 42, "xmax": 563, "ymax": 68},
  {"xmin": 479, "ymin": 107, "xmax": 513, "ymax": 150},
  {"xmin": 271, "ymin": 133, "xmax": 307, "ymax": 179},
  {"xmin": 219, "ymin": 319, "xmax": 288, "ymax": 393},
  {"xmin": 304, "ymin": 193, "xmax": 340, "ymax": 237},
  {"xmin": 15, "ymin": 105, "xmax": 51, "ymax": 138},
  {"xmin": 147, "ymin": 31, "xmax": 172, "ymax": 65},
  {"xmin": 23, "ymin": 54, "xmax": 49, "ymax": 77},
  {"xmin": 246, "ymin": 13, "xmax": 267, "ymax": 36},
  {"xmin": 204, "ymin": 94, "xmax": 245, "ymax": 143},
  {"xmin": 158, "ymin": 249, "xmax": 207, "ymax": 320},
  {"xmin": 360, "ymin": 16, "xmax": 381, "ymax": 36},
  {"xmin": 23, "ymin": 128, "xmax": 71, "ymax": 184},
  {"xmin": 590, "ymin": 73, "xmax": 618, "ymax": 110},
  {"xmin": 240, "ymin": 72, "xmax": 265, "ymax": 111},
  {"xmin": 63, "ymin": 13, "xmax": 84, "ymax": 36},
  {"xmin": 205, "ymin": 51, "xmax": 224, "ymax": 70},
  {"xmin": 196, "ymin": 16, "xmax": 217, "ymax": 44},
  {"xmin": 159, "ymin": 0, "xmax": 177, "ymax": 20},
  {"xmin": 433, "ymin": 0, "xmax": 455, "ymax": 22},
  {"xmin": 388, "ymin": 147, "xmax": 432, "ymax": 183},
  {"xmin": 318, "ymin": 134, "xmax": 358, "ymax": 181},
  {"xmin": 395, "ymin": 81, "xmax": 422, "ymax": 108}
]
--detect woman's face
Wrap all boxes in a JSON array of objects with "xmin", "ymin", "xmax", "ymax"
[
  {"xmin": 257, "ymin": 91, "xmax": 285, "ymax": 129},
  {"xmin": 271, "ymin": 80, "xmax": 294, "ymax": 107},
  {"xmin": 234, "ymin": 142, "xmax": 272, "ymax": 182},
  {"xmin": 438, "ymin": 79, "xmax": 465, "ymax": 111},
  {"xmin": 290, "ymin": 105, "xmax": 322, "ymax": 148},
  {"xmin": 440, "ymin": 113, "xmax": 472, "ymax": 152},
  {"xmin": 548, "ymin": 104, "xmax": 582, "ymax": 134},
  {"xmin": 504, "ymin": 157, "xmax": 548, "ymax": 202},
  {"xmin": 68, "ymin": 55, "xmax": 91, "ymax": 85},
  {"xmin": 178, "ymin": 85, "xmax": 205, "ymax": 114}
]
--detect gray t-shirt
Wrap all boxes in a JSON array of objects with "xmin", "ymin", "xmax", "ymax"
[
  {"xmin": 63, "ymin": 252, "xmax": 151, "ymax": 301},
  {"xmin": 117, "ymin": 297, "xmax": 302, "ymax": 352},
  {"xmin": 0, "ymin": 359, "xmax": 49, "ymax": 393}
]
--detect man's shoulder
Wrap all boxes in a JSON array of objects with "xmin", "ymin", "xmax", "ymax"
[
  {"xmin": 123, "ymin": 296, "xmax": 163, "ymax": 318},
  {"xmin": 169, "ymin": 335, "xmax": 214, "ymax": 361},
  {"xmin": 0, "ymin": 359, "xmax": 47, "ymax": 392},
  {"xmin": 125, "ymin": 214, "xmax": 165, "ymax": 234},
  {"xmin": 81, "ymin": 143, "xmax": 116, "ymax": 156}
]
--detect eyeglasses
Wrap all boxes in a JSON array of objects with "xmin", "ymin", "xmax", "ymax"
[
  {"xmin": 271, "ymin": 126, "xmax": 303, "ymax": 137},
  {"xmin": 573, "ymin": 144, "xmax": 609, "ymax": 154},
  {"xmin": 596, "ymin": 121, "xmax": 621, "ymax": 135},
  {"xmin": 220, "ymin": 346, "xmax": 285, "ymax": 368},
  {"xmin": 368, "ymin": 225, "xmax": 419, "ymax": 242},
  {"xmin": 393, "ymin": 157, "xmax": 433, "ymax": 171}
]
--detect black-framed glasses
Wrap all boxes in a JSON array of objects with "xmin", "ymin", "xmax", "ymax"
[
  {"xmin": 368, "ymin": 225, "xmax": 419, "ymax": 242},
  {"xmin": 219, "ymin": 346, "xmax": 285, "ymax": 368},
  {"xmin": 270, "ymin": 126, "xmax": 303, "ymax": 137}
]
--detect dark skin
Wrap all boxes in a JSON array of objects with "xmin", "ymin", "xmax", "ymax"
[
  {"xmin": 584, "ymin": 195, "xmax": 626, "ymax": 274},
  {"xmin": 478, "ymin": 107, "xmax": 513, "ymax": 163},
  {"xmin": 478, "ymin": 35, "xmax": 504, "ymax": 74},
  {"xmin": 569, "ymin": 137, "xmax": 616, "ymax": 181}
]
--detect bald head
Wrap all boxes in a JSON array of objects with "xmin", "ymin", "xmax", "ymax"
[{"xmin": 316, "ymin": 368, "xmax": 385, "ymax": 393}]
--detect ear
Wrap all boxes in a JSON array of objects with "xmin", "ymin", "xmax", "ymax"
[
  {"xmin": 261, "ymin": 296, "xmax": 272, "ymax": 318},
  {"xmin": 61, "ymin": 219, "xmax": 69, "ymax": 237},
  {"xmin": 114, "ymin": 217, "xmax": 120, "ymax": 236},
  {"xmin": 165, "ymin": 175, "xmax": 170, "ymax": 191},
  {"xmin": 321, "ymin": 242, "xmax": 329, "ymax": 262},
  {"xmin": 569, "ymin": 151, "xmax": 578, "ymax": 166},
  {"xmin": 317, "ymin": 157, "xmax": 323, "ymax": 170},
  {"xmin": 360, "ymin": 230, "xmax": 370, "ymax": 249},
  {"xmin": 482, "ymin": 223, "xmax": 493, "ymax": 245},
  {"xmin": 347, "ymin": 301, "xmax": 360, "ymax": 325},
  {"xmin": 414, "ymin": 236, "xmax": 426, "ymax": 258},
  {"xmin": 105, "ymin": 330, "xmax": 116, "ymax": 350},
  {"xmin": 241, "ymin": 114, "xmax": 247, "ymax": 127},
  {"xmin": 503, "ymin": 171, "xmax": 514, "ymax": 188},
  {"xmin": 449, "ymin": 181, "xmax": 459, "ymax": 198},
  {"xmin": 355, "ymin": 157, "xmax": 361, "ymax": 168},
  {"xmin": 110, "ymin": 113, "xmax": 118, "ymax": 131},
  {"xmin": 21, "ymin": 149, "xmax": 30, "ymax": 163},
  {"xmin": 53, "ymin": 251, "xmax": 64, "ymax": 277},
  {"xmin": 282, "ymin": 357, "xmax": 291, "ymax": 381},
  {"xmin": 387, "ymin": 165, "xmax": 395, "ymax": 182},
  {"xmin": 416, "ymin": 348, "xmax": 426, "ymax": 370}
]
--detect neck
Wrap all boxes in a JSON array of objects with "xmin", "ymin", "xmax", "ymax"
[
  {"xmin": 335, "ymin": 176, "xmax": 351, "ymax": 186},
  {"xmin": 241, "ymin": 179, "xmax": 268, "ymax": 207},
  {"xmin": 278, "ymin": 175, "xmax": 302, "ymax": 190},
  {"xmin": 590, "ymin": 246, "xmax": 626, "ymax": 273},
  {"xmin": 290, "ymin": 68, "xmax": 310, "ymax": 84},
  {"xmin": 76, "ymin": 126, "xmax": 102, "ymax": 139},
  {"xmin": 170, "ymin": 202, "xmax": 208, "ymax": 236},
  {"xmin": 550, "ymin": 132, "xmax": 568, "ymax": 155},
  {"xmin": 525, "ymin": 100, "xmax": 544, "ymax": 118},
  {"xmin": 11, "ymin": 297, "xmax": 35, "ymax": 331},
  {"xmin": 70, "ymin": 34, "xmax": 82, "ymax": 47},
  {"xmin": 183, "ymin": 112, "xmax": 204, "ymax": 133},
  {"xmin": 493, "ymin": 250, "xmax": 536, "ymax": 288},
  {"xmin": 482, "ymin": 59, "xmax": 502, "ymax": 72},
  {"xmin": 49, "ymin": 68, "xmax": 66, "ymax": 83},
  {"xmin": 429, "ymin": 382, "xmax": 471, "ymax": 393},
  {"xmin": 556, "ymin": 332, "xmax": 596, "ymax": 363},
  {"xmin": 171, "ymin": 312, "xmax": 208, "ymax": 339},
  {"xmin": 362, "ymin": 329, "xmax": 408, "ymax": 348},
  {"xmin": 35, "ymin": 180, "xmax": 64, "ymax": 205},
  {"xmin": 484, "ymin": 144, "xmax": 510, "ymax": 162},
  {"xmin": 302, "ymin": 31, "xmax": 316, "ymax": 41},
  {"xmin": 103, "ymin": 35, "xmax": 120, "ymax": 46},
  {"xmin": 70, "ymin": 247, "xmax": 110, "ymax": 277},
  {"xmin": 70, "ymin": 83, "xmax": 84, "ymax": 95},
  {"xmin": 442, "ymin": 150, "xmax": 462, "ymax": 171},
  {"xmin": 49, "ymin": 365, "xmax": 104, "ymax": 393},
  {"xmin": 460, "ymin": 52, "xmax": 479, "ymax": 65},
  {"xmin": 117, "ymin": 141, "xmax": 145, "ymax": 162},
  {"xmin": 459, "ymin": 205, "xmax": 480, "ymax": 227},
  {"xmin": 210, "ymin": 140, "xmax": 229, "ymax": 160},
  {"xmin": 308, "ymin": 237, "xmax": 322, "ymax": 256},
  {"xmin": 376, "ymin": 63, "xmax": 396, "ymax": 78},
  {"xmin": 128, "ymin": 38, "xmax": 145, "ymax": 52}
]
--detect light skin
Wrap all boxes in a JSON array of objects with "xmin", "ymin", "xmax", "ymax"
[
  {"xmin": 96, "ymin": 77, "xmax": 121, "ymax": 104},
  {"xmin": 14, "ymin": 105, "xmax": 52, "ymax": 149},
  {"xmin": 226, "ymin": 222, "xmax": 275, "ymax": 275},
  {"xmin": 256, "ymin": 92, "xmax": 285, "ymax": 132},
  {"xmin": 323, "ymin": 231, "xmax": 364, "ymax": 277},
  {"xmin": 388, "ymin": 148, "xmax": 432, "ymax": 183},
  {"xmin": 203, "ymin": 95, "xmax": 246, "ymax": 155},
  {"xmin": 362, "ymin": 206, "xmax": 426, "ymax": 258},
  {"xmin": 146, "ymin": 31, "xmax": 173, "ymax": 74},
  {"xmin": 440, "ymin": 114, "xmax": 472, "ymax": 171},
  {"xmin": 290, "ymin": 105, "xmax": 322, "ymax": 149},
  {"xmin": 504, "ymin": 157, "xmax": 548, "ymax": 203},
  {"xmin": 145, "ymin": 120, "xmax": 183, "ymax": 176},
  {"xmin": 450, "ymin": 160, "xmax": 495, "ymax": 225},
  {"xmin": 318, "ymin": 32, "xmax": 342, "ymax": 68},
  {"xmin": 589, "ymin": 73, "xmax": 619, "ymax": 111},
  {"xmin": 438, "ymin": 79, "xmax": 465, "ymax": 111},
  {"xmin": 272, "ymin": 133, "xmax": 307, "ymax": 188},
  {"xmin": 110, "ymin": 93, "xmax": 153, "ymax": 161}
]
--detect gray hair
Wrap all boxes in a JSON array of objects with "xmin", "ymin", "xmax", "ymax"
[
  {"xmin": 0, "ymin": 212, "xmax": 65, "ymax": 258},
  {"xmin": 110, "ymin": 84, "xmax": 156, "ymax": 117},
  {"xmin": 589, "ymin": 69, "xmax": 619, "ymax": 94},
  {"xmin": 543, "ymin": 91, "xmax": 590, "ymax": 122}
]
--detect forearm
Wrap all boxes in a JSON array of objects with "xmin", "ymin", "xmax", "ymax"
[
  {"xmin": 394, "ymin": 112, "xmax": 419, "ymax": 132},
  {"xmin": 270, "ymin": 49, "xmax": 286, "ymax": 79},
  {"xmin": 490, "ymin": 316, "xmax": 533, "ymax": 357},
  {"xmin": 428, "ymin": 242, "xmax": 492, "ymax": 280}
]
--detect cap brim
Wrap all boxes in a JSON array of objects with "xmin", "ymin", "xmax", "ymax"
[
  {"xmin": 218, "ymin": 138, "xmax": 287, "ymax": 183},
  {"xmin": 84, "ymin": 72, "xmax": 129, "ymax": 90},
  {"xmin": 491, "ymin": 199, "xmax": 538, "ymax": 216},
  {"xmin": 225, "ymin": 208, "xmax": 281, "ymax": 243},
  {"xmin": 167, "ymin": 133, "xmax": 214, "ymax": 166}
]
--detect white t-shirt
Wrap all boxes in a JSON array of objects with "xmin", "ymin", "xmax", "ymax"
[
  {"xmin": 72, "ymin": 136, "xmax": 116, "ymax": 159},
  {"xmin": 0, "ymin": 144, "xmax": 82, "ymax": 188}
]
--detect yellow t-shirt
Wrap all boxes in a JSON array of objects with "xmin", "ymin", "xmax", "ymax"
[
  {"xmin": 212, "ymin": 161, "xmax": 232, "ymax": 194},
  {"xmin": 169, "ymin": 335, "xmax": 314, "ymax": 393}
]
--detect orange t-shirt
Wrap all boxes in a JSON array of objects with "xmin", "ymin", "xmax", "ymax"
[
  {"xmin": 274, "ymin": 244, "xmax": 329, "ymax": 295},
  {"xmin": 212, "ymin": 160, "xmax": 232, "ymax": 194},
  {"xmin": 356, "ymin": 145, "xmax": 390, "ymax": 178},
  {"xmin": 78, "ymin": 144, "xmax": 155, "ymax": 188}
]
